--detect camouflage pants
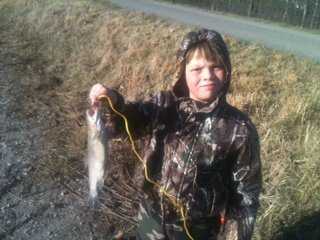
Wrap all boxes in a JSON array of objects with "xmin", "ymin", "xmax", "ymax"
[{"xmin": 135, "ymin": 201, "xmax": 220, "ymax": 240}]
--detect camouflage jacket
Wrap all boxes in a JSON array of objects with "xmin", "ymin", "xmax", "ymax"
[{"xmin": 111, "ymin": 89, "xmax": 261, "ymax": 240}]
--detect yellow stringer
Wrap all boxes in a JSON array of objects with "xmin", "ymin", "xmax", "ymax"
[{"xmin": 98, "ymin": 95, "xmax": 194, "ymax": 240}]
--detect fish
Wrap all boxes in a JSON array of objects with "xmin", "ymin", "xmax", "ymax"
[{"xmin": 86, "ymin": 106, "xmax": 108, "ymax": 208}]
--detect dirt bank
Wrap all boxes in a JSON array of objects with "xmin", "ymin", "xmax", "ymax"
[{"xmin": 0, "ymin": 15, "xmax": 120, "ymax": 240}]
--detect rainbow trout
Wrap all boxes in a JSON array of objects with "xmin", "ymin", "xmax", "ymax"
[{"xmin": 86, "ymin": 106, "xmax": 108, "ymax": 207}]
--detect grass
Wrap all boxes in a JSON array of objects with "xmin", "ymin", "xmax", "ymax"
[{"xmin": 1, "ymin": 0, "xmax": 319, "ymax": 239}]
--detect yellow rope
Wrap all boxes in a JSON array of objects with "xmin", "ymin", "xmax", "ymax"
[{"xmin": 98, "ymin": 95, "xmax": 194, "ymax": 240}]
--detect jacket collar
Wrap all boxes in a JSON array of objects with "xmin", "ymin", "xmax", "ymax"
[{"xmin": 176, "ymin": 93, "xmax": 225, "ymax": 115}]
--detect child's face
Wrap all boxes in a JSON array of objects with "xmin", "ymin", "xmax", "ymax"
[{"xmin": 185, "ymin": 49, "xmax": 225, "ymax": 103}]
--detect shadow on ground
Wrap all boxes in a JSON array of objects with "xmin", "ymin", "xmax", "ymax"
[{"xmin": 273, "ymin": 211, "xmax": 320, "ymax": 240}]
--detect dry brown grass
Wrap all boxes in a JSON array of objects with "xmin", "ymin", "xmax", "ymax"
[{"xmin": 1, "ymin": 0, "xmax": 320, "ymax": 239}]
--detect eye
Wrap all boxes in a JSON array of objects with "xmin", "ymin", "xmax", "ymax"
[
  {"xmin": 211, "ymin": 65, "xmax": 224, "ymax": 73},
  {"xmin": 191, "ymin": 67, "xmax": 202, "ymax": 72}
]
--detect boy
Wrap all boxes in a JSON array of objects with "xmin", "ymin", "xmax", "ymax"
[{"xmin": 89, "ymin": 29, "xmax": 261, "ymax": 240}]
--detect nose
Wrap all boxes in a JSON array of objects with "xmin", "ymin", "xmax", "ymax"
[{"xmin": 202, "ymin": 67, "xmax": 214, "ymax": 81}]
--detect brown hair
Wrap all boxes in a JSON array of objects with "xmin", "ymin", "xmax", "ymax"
[{"xmin": 185, "ymin": 41, "xmax": 224, "ymax": 65}]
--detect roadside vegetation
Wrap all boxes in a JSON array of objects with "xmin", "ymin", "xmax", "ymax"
[
  {"xmin": 1, "ymin": 0, "xmax": 319, "ymax": 239},
  {"xmin": 159, "ymin": 0, "xmax": 320, "ymax": 31}
]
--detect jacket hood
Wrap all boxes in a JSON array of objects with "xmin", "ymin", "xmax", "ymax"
[{"xmin": 172, "ymin": 29, "xmax": 232, "ymax": 104}]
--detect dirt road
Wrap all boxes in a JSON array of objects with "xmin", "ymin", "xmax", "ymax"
[{"xmin": 110, "ymin": 0, "xmax": 320, "ymax": 61}]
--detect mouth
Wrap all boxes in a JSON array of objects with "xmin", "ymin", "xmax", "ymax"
[
  {"xmin": 200, "ymin": 83, "xmax": 216, "ymax": 89},
  {"xmin": 88, "ymin": 107, "xmax": 97, "ymax": 117}
]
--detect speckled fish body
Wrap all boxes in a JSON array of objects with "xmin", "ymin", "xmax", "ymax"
[{"xmin": 86, "ymin": 107, "xmax": 107, "ymax": 207}]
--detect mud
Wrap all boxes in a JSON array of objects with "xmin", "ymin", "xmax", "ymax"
[{"xmin": 0, "ymin": 25, "xmax": 113, "ymax": 240}]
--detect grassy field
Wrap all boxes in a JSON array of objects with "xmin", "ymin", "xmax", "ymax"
[{"xmin": 1, "ymin": 0, "xmax": 319, "ymax": 239}]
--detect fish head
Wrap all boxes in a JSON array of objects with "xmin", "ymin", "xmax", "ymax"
[{"xmin": 86, "ymin": 107, "xmax": 106, "ymax": 138}]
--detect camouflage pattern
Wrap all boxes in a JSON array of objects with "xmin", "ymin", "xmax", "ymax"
[
  {"xmin": 108, "ymin": 29, "xmax": 261, "ymax": 240},
  {"xmin": 136, "ymin": 199, "xmax": 220, "ymax": 240}
]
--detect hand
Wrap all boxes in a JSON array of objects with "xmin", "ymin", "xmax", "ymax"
[
  {"xmin": 89, "ymin": 83, "xmax": 108, "ymax": 108},
  {"xmin": 89, "ymin": 83, "xmax": 118, "ymax": 108}
]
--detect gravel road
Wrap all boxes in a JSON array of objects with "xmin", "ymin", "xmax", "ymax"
[{"xmin": 110, "ymin": 0, "xmax": 320, "ymax": 61}]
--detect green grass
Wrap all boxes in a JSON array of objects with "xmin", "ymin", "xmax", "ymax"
[{"xmin": 1, "ymin": 0, "xmax": 319, "ymax": 239}]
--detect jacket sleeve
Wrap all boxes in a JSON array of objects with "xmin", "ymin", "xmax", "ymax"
[
  {"xmin": 106, "ymin": 89, "xmax": 174, "ymax": 137},
  {"xmin": 228, "ymin": 122, "xmax": 262, "ymax": 240}
]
